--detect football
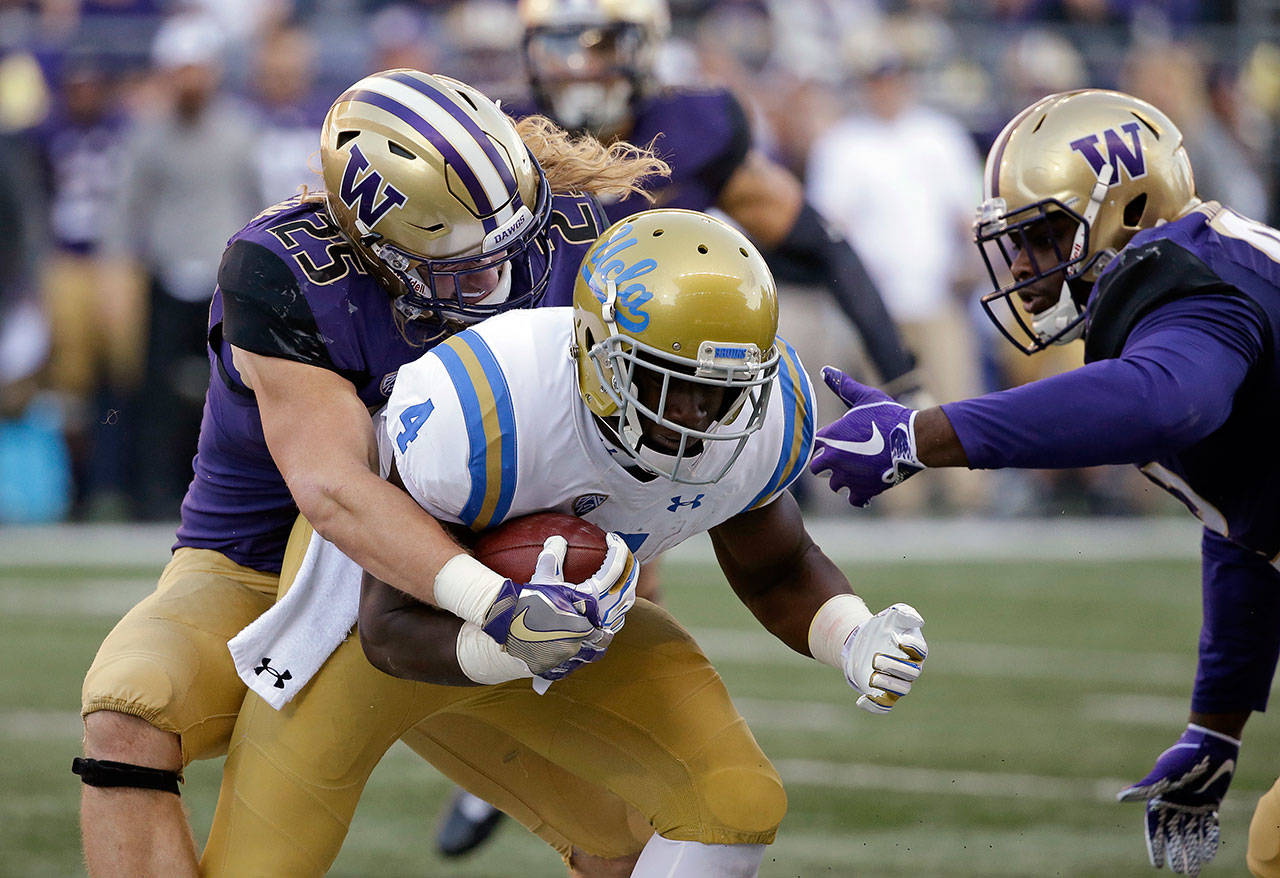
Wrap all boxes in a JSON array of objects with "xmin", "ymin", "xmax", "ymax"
[{"xmin": 474, "ymin": 512, "xmax": 609, "ymax": 583}]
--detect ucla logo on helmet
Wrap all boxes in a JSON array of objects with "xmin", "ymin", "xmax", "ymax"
[
  {"xmin": 581, "ymin": 223, "xmax": 654, "ymax": 332},
  {"xmin": 1068, "ymin": 122, "xmax": 1147, "ymax": 183},
  {"xmin": 572, "ymin": 493, "xmax": 609, "ymax": 516},
  {"xmin": 339, "ymin": 144, "xmax": 408, "ymax": 228}
]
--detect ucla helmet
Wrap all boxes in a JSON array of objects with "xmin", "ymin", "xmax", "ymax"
[
  {"xmin": 321, "ymin": 70, "xmax": 553, "ymax": 326},
  {"xmin": 572, "ymin": 209, "xmax": 779, "ymax": 484},
  {"xmin": 975, "ymin": 89, "xmax": 1198, "ymax": 353},
  {"xmin": 517, "ymin": 0, "xmax": 669, "ymax": 137}
]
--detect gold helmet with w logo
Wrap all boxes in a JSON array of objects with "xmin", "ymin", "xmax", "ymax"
[
  {"xmin": 975, "ymin": 89, "xmax": 1199, "ymax": 353},
  {"xmin": 320, "ymin": 70, "xmax": 553, "ymax": 326},
  {"xmin": 572, "ymin": 209, "xmax": 779, "ymax": 484}
]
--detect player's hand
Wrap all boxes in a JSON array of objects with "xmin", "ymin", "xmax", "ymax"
[
  {"xmin": 1116, "ymin": 724, "xmax": 1240, "ymax": 876},
  {"xmin": 481, "ymin": 535, "xmax": 607, "ymax": 676},
  {"xmin": 841, "ymin": 603, "xmax": 927, "ymax": 715},
  {"xmin": 809, "ymin": 366, "xmax": 924, "ymax": 507},
  {"xmin": 534, "ymin": 534, "xmax": 639, "ymax": 682}
]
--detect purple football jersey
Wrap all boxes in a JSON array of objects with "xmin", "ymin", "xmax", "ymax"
[{"xmin": 175, "ymin": 192, "xmax": 606, "ymax": 572}]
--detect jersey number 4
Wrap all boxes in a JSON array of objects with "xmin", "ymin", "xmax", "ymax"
[{"xmin": 396, "ymin": 400, "xmax": 435, "ymax": 453}]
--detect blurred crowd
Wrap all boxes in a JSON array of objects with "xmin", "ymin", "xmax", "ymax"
[{"xmin": 0, "ymin": 0, "xmax": 1274, "ymax": 523}]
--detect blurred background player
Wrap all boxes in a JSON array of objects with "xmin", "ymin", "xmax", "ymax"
[
  {"xmin": 807, "ymin": 89, "xmax": 1280, "ymax": 878},
  {"xmin": 76, "ymin": 69, "xmax": 658, "ymax": 877}
]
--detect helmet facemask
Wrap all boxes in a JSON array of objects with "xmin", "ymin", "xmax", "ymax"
[
  {"xmin": 585, "ymin": 311, "xmax": 778, "ymax": 484},
  {"xmin": 357, "ymin": 166, "xmax": 555, "ymax": 327},
  {"xmin": 975, "ymin": 163, "xmax": 1117, "ymax": 354},
  {"xmin": 523, "ymin": 21, "xmax": 653, "ymax": 136}
]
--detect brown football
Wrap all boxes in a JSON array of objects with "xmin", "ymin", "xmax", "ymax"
[{"xmin": 474, "ymin": 512, "xmax": 609, "ymax": 583}]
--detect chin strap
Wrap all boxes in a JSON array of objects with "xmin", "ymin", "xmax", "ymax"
[
  {"xmin": 72, "ymin": 757, "xmax": 181, "ymax": 795},
  {"xmin": 1033, "ymin": 163, "xmax": 1117, "ymax": 345}
]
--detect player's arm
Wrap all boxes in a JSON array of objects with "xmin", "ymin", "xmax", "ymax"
[
  {"xmin": 234, "ymin": 348, "xmax": 467, "ymax": 605},
  {"xmin": 716, "ymin": 149, "xmax": 919, "ymax": 392},
  {"xmin": 710, "ymin": 492, "xmax": 926, "ymax": 714}
]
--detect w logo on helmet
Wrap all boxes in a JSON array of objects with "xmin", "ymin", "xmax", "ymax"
[
  {"xmin": 339, "ymin": 144, "xmax": 408, "ymax": 228},
  {"xmin": 1068, "ymin": 121, "xmax": 1147, "ymax": 183}
]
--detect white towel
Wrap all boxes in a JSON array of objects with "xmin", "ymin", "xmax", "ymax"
[{"xmin": 228, "ymin": 529, "xmax": 363, "ymax": 710}]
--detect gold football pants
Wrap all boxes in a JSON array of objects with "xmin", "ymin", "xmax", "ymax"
[
  {"xmin": 80, "ymin": 541, "xmax": 302, "ymax": 763},
  {"xmin": 200, "ymin": 601, "xmax": 786, "ymax": 876},
  {"xmin": 1250, "ymin": 776, "xmax": 1280, "ymax": 877}
]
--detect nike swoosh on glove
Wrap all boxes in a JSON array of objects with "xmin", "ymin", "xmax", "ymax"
[
  {"xmin": 1117, "ymin": 723, "xmax": 1240, "ymax": 876},
  {"xmin": 809, "ymin": 366, "xmax": 923, "ymax": 507},
  {"xmin": 481, "ymin": 535, "xmax": 606, "ymax": 677}
]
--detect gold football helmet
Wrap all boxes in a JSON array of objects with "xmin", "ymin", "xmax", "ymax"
[
  {"xmin": 975, "ymin": 88, "xmax": 1199, "ymax": 353},
  {"xmin": 320, "ymin": 69, "xmax": 553, "ymax": 326},
  {"xmin": 517, "ymin": 0, "xmax": 669, "ymax": 136},
  {"xmin": 572, "ymin": 209, "xmax": 779, "ymax": 484}
]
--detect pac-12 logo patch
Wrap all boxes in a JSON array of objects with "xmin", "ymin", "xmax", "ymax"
[
  {"xmin": 573, "ymin": 493, "xmax": 609, "ymax": 516},
  {"xmin": 379, "ymin": 371, "xmax": 398, "ymax": 397}
]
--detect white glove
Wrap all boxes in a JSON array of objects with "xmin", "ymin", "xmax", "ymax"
[{"xmin": 841, "ymin": 603, "xmax": 927, "ymax": 715}]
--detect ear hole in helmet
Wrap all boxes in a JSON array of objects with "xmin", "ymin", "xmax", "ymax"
[
  {"xmin": 387, "ymin": 140, "xmax": 415, "ymax": 159},
  {"xmin": 739, "ymin": 247, "xmax": 749, "ymax": 258},
  {"xmin": 1123, "ymin": 193, "xmax": 1148, "ymax": 227},
  {"xmin": 336, "ymin": 130, "xmax": 358, "ymax": 149},
  {"xmin": 652, "ymin": 228, "xmax": 664, "ymax": 237},
  {"xmin": 697, "ymin": 244, "xmax": 708, "ymax": 254}
]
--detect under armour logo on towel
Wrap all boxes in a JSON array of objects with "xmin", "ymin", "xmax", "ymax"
[{"xmin": 254, "ymin": 657, "xmax": 293, "ymax": 689}]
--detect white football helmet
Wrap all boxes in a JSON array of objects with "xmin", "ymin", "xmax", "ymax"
[{"xmin": 321, "ymin": 69, "xmax": 553, "ymax": 327}]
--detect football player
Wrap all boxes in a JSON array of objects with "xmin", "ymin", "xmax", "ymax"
[
  {"xmin": 513, "ymin": 0, "xmax": 921, "ymax": 400},
  {"xmin": 199, "ymin": 209, "xmax": 928, "ymax": 877},
  {"xmin": 75, "ymin": 69, "xmax": 660, "ymax": 877},
  {"xmin": 807, "ymin": 89, "xmax": 1280, "ymax": 878}
]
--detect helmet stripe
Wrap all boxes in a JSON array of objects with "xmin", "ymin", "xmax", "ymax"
[
  {"xmin": 986, "ymin": 97, "xmax": 1047, "ymax": 199},
  {"xmin": 430, "ymin": 331, "xmax": 517, "ymax": 530},
  {"xmin": 384, "ymin": 72, "xmax": 520, "ymax": 196},
  {"xmin": 745, "ymin": 337, "xmax": 814, "ymax": 511}
]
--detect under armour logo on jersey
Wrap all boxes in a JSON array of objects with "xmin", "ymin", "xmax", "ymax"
[
  {"xmin": 339, "ymin": 144, "xmax": 408, "ymax": 228},
  {"xmin": 1069, "ymin": 121, "xmax": 1147, "ymax": 183},
  {"xmin": 573, "ymin": 493, "xmax": 609, "ymax": 516},
  {"xmin": 254, "ymin": 657, "xmax": 292, "ymax": 689},
  {"xmin": 667, "ymin": 494, "xmax": 705, "ymax": 512}
]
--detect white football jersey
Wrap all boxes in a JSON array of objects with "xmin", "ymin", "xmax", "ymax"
[{"xmin": 384, "ymin": 307, "xmax": 816, "ymax": 562}]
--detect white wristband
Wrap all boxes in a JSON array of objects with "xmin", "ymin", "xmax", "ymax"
[
  {"xmin": 807, "ymin": 593, "xmax": 872, "ymax": 669},
  {"xmin": 455, "ymin": 622, "xmax": 534, "ymax": 685},
  {"xmin": 433, "ymin": 553, "xmax": 507, "ymax": 627}
]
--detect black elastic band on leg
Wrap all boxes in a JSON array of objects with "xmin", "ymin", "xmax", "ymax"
[{"xmin": 72, "ymin": 757, "xmax": 180, "ymax": 795}]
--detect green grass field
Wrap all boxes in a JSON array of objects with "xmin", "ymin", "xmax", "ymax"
[{"xmin": 2, "ymin": 533, "xmax": 1275, "ymax": 877}]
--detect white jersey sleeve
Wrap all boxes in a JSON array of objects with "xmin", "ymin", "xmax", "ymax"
[
  {"xmin": 384, "ymin": 327, "xmax": 520, "ymax": 527},
  {"xmin": 740, "ymin": 336, "xmax": 818, "ymax": 512}
]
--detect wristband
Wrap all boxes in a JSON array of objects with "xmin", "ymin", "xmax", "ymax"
[
  {"xmin": 455, "ymin": 622, "xmax": 534, "ymax": 684},
  {"xmin": 807, "ymin": 593, "xmax": 872, "ymax": 669},
  {"xmin": 433, "ymin": 553, "xmax": 506, "ymax": 626}
]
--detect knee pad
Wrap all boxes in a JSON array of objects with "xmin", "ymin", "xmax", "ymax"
[
  {"xmin": 1249, "ymin": 779, "xmax": 1280, "ymax": 878},
  {"xmin": 72, "ymin": 758, "xmax": 180, "ymax": 795},
  {"xmin": 695, "ymin": 764, "xmax": 787, "ymax": 843}
]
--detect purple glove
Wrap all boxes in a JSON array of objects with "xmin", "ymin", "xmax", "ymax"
[
  {"xmin": 808, "ymin": 366, "xmax": 924, "ymax": 507},
  {"xmin": 1116, "ymin": 724, "xmax": 1240, "ymax": 876},
  {"xmin": 480, "ymin": 536, "xmax": 605, "ymax": 677}
]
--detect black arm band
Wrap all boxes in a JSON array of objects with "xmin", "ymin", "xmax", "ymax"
[
  {"xmin": 773, "ymin": 202, "xmax": 917, "ymax": 384},
  {"xmin": 72, "ymin": 757, "xmax": 181, "ymax": 795}
]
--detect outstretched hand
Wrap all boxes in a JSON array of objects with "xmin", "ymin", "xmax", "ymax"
[{"xmin": 809, "ymin": 367, "xmax": 924, "ymax": 507}]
